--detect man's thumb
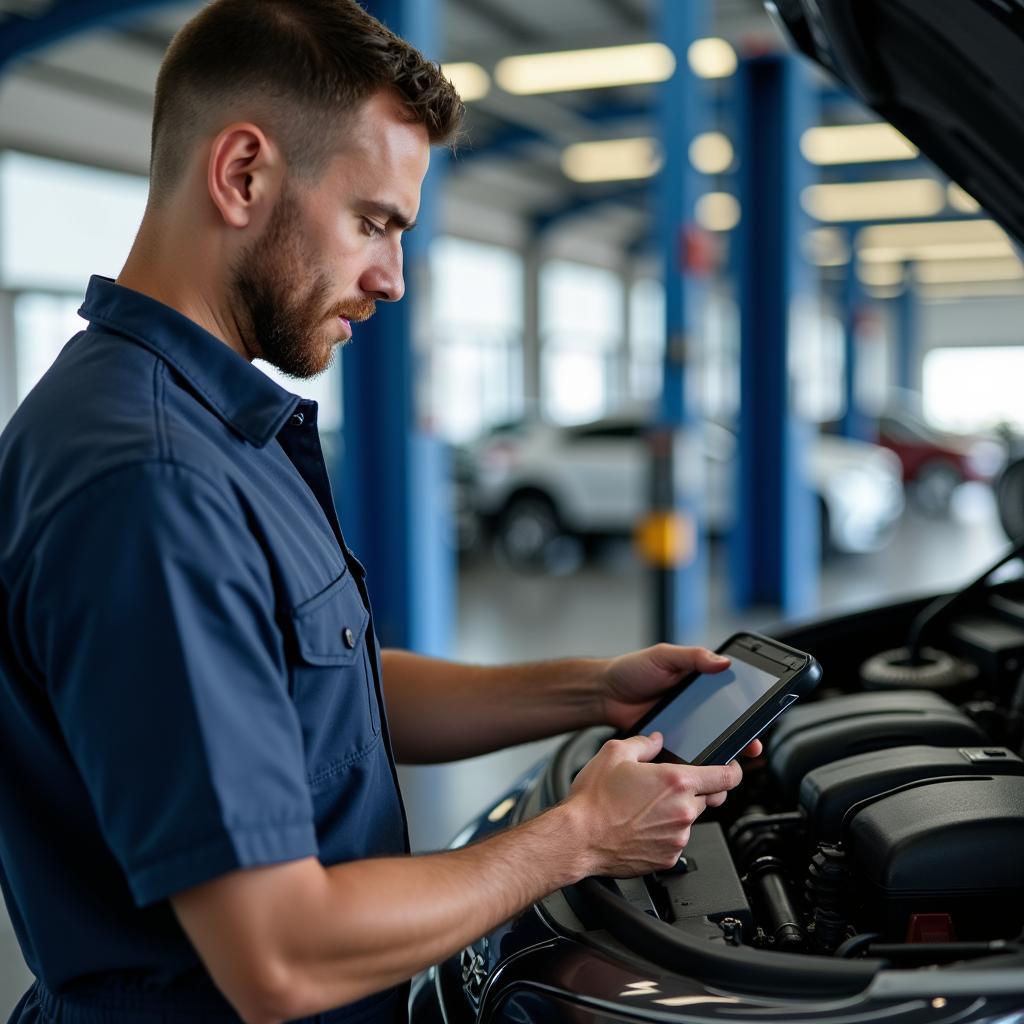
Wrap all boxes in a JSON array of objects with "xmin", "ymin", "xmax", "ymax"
[{"xmin": 629, "ymin": 731, "xmax": 664, "ymax": 762}]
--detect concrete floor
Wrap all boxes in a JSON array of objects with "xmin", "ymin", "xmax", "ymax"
[{"xmin": 0, "ymin": 484, "xmax": 1010, "ymax": 1017}]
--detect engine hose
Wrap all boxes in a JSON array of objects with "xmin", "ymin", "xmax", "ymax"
[
  {"xmin": 745, "ymin": 856, "xmax": 804, "ymax": 951},
  {"xmin": 805, "ymin": 843, "xmax": 850, "ymax": 954}
]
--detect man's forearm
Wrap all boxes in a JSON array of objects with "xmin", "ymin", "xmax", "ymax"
[
  {"xmin": 173, "ymin": 802, "xmax": 589, "ymax": 1023},
  {"xmin": 382, "ymin": 650, "xmax": 609, "ymax": 763}
]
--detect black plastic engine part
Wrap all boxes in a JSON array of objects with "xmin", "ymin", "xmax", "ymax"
[
  {"xmin": 768, "ymin": 691, "xmax": 989, "ymax": 796},
  {"xmin": 849, "ymin": 775, "xmax": 1024, "ymax": 941},
  {"xmin": 948, "ymin": 615, "xmax": 1024, "ymax": 696},
  {"xmin": 859, "ymin": 646, "xmax": 975, "ymax": 691},
  {"xmin": 744, "ymin": 856, "xmax": 804, "ymax": 950},
  {"xmin": 805, "ymin": 843, "xmax": 851, "ymax": 954},
  {"xmin": 800, "ymin": 745, "xmax": 1024, "ymax": 841}
]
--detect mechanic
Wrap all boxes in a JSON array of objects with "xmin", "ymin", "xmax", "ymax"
[{"xmin": 0, "ymin": 2, "xmax": 758, "ymax": 1023}]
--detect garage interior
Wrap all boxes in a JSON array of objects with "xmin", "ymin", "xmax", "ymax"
[{"xmin": 0, "ymin": 0, "xmax": 1022, "ymax": 1016}]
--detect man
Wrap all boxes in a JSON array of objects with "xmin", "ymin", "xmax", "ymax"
[{"xmin": 0, "ymin": 2, "xmax": 758, "ymax": 1022}]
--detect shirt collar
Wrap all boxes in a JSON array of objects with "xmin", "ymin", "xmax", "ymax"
[{"xmin": 78, "ymin": 275, "xmax": 302, "ymax": 448}]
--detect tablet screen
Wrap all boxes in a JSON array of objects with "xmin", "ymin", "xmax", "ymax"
[{"xmin": 640, "ymin": 660, "xmax": 780, "ymax": 762}]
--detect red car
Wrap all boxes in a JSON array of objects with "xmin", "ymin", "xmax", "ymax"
[{"xmin": 875, "ymin": 408, "xmax": 1005, "ymax": 514}]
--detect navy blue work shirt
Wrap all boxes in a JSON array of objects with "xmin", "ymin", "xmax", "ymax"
[{"xmin": 0, "ymin": 276, "xmax": 409, "ymax": 1023}]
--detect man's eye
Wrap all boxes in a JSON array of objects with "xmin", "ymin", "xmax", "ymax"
[{"xmin": 363, "ymin": 219, "xmax": 386, "ymax": 239}]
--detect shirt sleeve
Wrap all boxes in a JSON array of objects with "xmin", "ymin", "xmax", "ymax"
[{"xmin": 22, "ymin": 460, "xmax": 318, "ymax": 907}]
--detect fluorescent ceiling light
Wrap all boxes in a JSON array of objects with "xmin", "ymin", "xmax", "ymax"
[
  {"xmin": 687, "ymin": 37, "xmax": 737, "ymax": 79},
  {"xmin": 802, "ymin": 179, "xmax": 945, "ymax": 222},
  {"xmin": 689, "ymin": 132, "xmax": 734, "ymax": 175},
  {"xmin": 857, "ymin": 219, "xmax": 1007, "ymax": 250},
  {"xmin": 495, "ymin": 43, "xmax": 674, "ymax": 95},
  {"xmin": 562, "ymin": 137, "xmax": 661, "ymax": 183},
  {"xmin": 859, "ymin": 240, "xmax": 1016, "ymax": 264},
  {"xmin": 441, "ymin": 62, "xmax": 490, "ymax": 102},
  {"xmin": 915, "ymin": 257, "xmax": 1024, "ymax": 284},
  {"xmin": 857, "ymin": 262, "xmax": 905, "ymax": 287},
  {"xmin": 804, "ymin": 226, "xmax": 850, "ymax": 266},
  {"xmin": 947, "ymin": 182, "xmax": 981, "ymax": 213},
  {"xmin": 695, "ymin": 192, "xmax": 740, "ymax": 231},
  {"xmin": 800, "ymin": 123, "xmax": 918, "ymax": 165}
]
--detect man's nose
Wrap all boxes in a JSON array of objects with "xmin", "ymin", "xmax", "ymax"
[{"xmin": 359, "ymin": 250, "xmax": 405, "ymax": 303}]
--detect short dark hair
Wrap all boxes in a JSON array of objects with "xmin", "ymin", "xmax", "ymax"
[{"xmin": 149, "ymin": 0, "xmax": 464, "ymax": 201}]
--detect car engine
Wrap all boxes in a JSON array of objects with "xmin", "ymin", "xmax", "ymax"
[{"xmin": 526, "ymin": 550, "xmax": 1024, "ymax": 979}]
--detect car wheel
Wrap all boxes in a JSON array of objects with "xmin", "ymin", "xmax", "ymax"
[
  {"xmin": 996, "ymin": 456, "xmax": 1024, "ymax": 542},
  {"xmin": 914, "ymin": 459, "xmax": 962, "ymax": 516},
  {"xmin": 496, "ymin": 493, "xmax": 571, "ymax": 572}
]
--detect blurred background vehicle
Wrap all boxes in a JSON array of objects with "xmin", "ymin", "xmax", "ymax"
[
  {"xmin": 459, "ymin": 417, "xmax": 904, "ymax": 570},
  {"xmin": 874, "ymin": 399, "xmax": 1006, "ymax": 515}
]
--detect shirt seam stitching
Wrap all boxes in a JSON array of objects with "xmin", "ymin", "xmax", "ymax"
[
  {"xmin": 130, "ymin": 818, "xmax": 315, "ymax": 878},
  {"xmin": 82, "ymin": 308, "xmax": 270, "ymax": 447},
  {"xmin": 9, "ymin": 459, "xmax": 242, "ymax": 599}
]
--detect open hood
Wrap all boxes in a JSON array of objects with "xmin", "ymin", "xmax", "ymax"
[{"xmin": 768, "ymin": 0, "xmax": 1024, "ymax": 248}]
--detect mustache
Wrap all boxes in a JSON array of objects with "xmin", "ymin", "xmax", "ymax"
[{"xmin": 332, "ymin": 298, "xmax": 376, "ymax": 323}]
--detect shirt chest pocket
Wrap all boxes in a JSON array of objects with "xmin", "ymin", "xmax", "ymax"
[{"xmin": 287, "ymin": 570, "xmax": 381, "ymax": 788}]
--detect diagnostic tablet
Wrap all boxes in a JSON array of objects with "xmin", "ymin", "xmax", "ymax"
[{"xmin": 625, "ymin": 632, "xmax": 821, "ymax": 766}]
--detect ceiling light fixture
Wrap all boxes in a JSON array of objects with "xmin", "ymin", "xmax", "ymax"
[
  {"xmin": 561, "ymin": 137, "xmax": 662, "ymax": 183},
  {"xmin": 687, "ymin": 37, "xmax": 737, "ymax": 79},
  {"xmin": 495, "ymin": 43, "xmax": 674, "ymax": 95},
  {"xmin": 441, "ymin": 62, "xmax": 491, "ymax": 102},
  {"xmin": 695, "ymin": 192, "xmax": 740, "ymax": 231},
  {"xmin": 800, "ymin": 123, "xmax": 918, "ymax": 165},
  {"xmin": 689, "ymin": 131, "xmax": 734, "ymax": 175},
  {"xmin": 947, "ymin": 182, "xmax": 981, "ymax": 213},
  {"xmin": 857, "ymin": 219, "xmax": 1007, "ymax": 249},
  {"xmin": 802, "ymin": 179, "xmax": 945, "ymax": 222}
]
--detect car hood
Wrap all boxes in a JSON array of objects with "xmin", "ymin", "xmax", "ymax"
[{"xmin": 768, "ymin": 0, "xmax": 1024, "ymax": 248}]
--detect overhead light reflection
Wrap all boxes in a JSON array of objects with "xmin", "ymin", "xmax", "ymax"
[
  {"xmin": 562, "ymin": 137, "xmax": 661, "ymax": 183},
  {"xmin": 441, "ymin": 62, "xmax": 491, "ymax": 102},
  {"xmin": 495, "ymin": 43, "xmax": 674, "ymax": 95},
  {"xmin": 689, "ymin": 131, "xmax": 734, "ymax": 175},
  {"xmin": 802, "ymin": 179, "xmax": 945, "ymax": 222},
  {"xmin": 687, "ymin": 37, "xmax": 737, "ymax": 79},
  {"xmin": 695, "ymin": 192, "xmax": 740, "ymax": 231},
  {"xmin": 800, "ymin": 123, "xmax": 918, "ymax": 165}
]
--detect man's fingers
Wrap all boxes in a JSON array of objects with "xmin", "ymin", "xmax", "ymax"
[
  {"xmin": 606, "ymin": 731, "xmax": 664, "ymax": 764},
  {"xmin": 651, "ymin": 643, "xmax": 731, "ymax": 678},
  {"xmin": 686, "ymin": 760, "xmax": 743, "ymax": 796},
  {"xmin": 742, "ymin": 738, "xmax": 763, "ymax": 758}
]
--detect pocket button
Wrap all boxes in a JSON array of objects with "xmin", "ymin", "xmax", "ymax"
[{"xmin": 342, "ymin": 626, "xmax": 356, "ymax": 649}]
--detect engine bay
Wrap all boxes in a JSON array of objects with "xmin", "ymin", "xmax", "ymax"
[{"xmin": 530, "ymin": 566, "xmax": 1024, "ymax": 984}]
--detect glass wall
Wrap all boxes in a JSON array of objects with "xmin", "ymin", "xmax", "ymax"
[
  {"xmin": 430, "ymin": 236, "xmax": 523, "ymax": 442},
  {"xmin": 540, "ymin": 259, "xmax": 625, "ymax": 424}
]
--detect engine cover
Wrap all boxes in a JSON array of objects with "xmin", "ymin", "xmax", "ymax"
[
  {"xmin": 800, "ymin": 745, "xmax": 1024, "ymax": 841},
  {"xmin": 768, "ymin": 691, "xmax": 988, "ymax": 795},
  {"xmin": 849, "ymin": 775, "xmax": 1024, "ymax": 940}
]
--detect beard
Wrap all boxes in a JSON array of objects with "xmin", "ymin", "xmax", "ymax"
[{"xmin": 229, "ymin": 185, "xmax": 375, "ymax": 379}]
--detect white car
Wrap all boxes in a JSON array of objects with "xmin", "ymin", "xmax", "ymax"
[{"xmin": 466, "ymin": 418, "xmax": 905, "ymax": 567}]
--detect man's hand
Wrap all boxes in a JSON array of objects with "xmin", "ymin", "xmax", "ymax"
[
  {"xmin": 601, "ymin": 642, "xmax": 731, "ymax": 729},
  {"xmin": 599, "ymin": 642, "xmax": 763, "ymax": 760},
  {"xmin": 565, "ymin": 731, "xmax": 744, "ymax": 876}
]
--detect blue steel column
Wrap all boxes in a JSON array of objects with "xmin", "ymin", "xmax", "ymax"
[
  {"xmin": 840, "ymin": 251, "xmax": 869, "ymax": 440},
  {"xmin": 895, "ymin": 262, "xmax": 918, "ymax": 392},
  {"xmin": 339, "ymin": 0, "xmax": 454, "ymax": 656},
  {"xmin": 730, "ymin": 54, "xmax": 819, "ymax": 615},
  {"xmin": 651, "ymin": 0, "xmax": 710, "ymax": 643}
]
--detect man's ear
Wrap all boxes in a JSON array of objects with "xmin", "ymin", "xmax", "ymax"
[{"xmin": 207, "ymin": 123, "xmax": 281, "ymax": 229}]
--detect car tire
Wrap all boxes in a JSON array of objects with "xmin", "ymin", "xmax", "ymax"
[
  {"xmin": 996, "ymin": 456, "xmax": 1024, "ymax": 542},
  {"xmin": 913, "ymin": 459, "xmax": 962, "ymax": 516},
  {"xmin": 496, "ymin": 492, "xmax": 569, "ymax": 573}
]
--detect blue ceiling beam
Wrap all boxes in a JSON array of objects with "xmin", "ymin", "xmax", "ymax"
[
  {"xmin": 532, "ymin": 181, "xmax": 648, "ymax": 233},
  {"xmin": 0, "ymin": 0, "xmax": 173, "ymax": 72}
]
